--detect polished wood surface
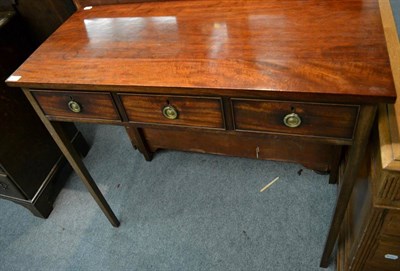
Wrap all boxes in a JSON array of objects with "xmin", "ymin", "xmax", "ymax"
[
  {"xmin": 120, "ymin": 94, "xmax": 224, "ymax": 129},
  {"xmin": 142, "ymin": 127, "xmax": 337, "ymax": 171},
  {"xmin": 7, "ymin": 0, "xmax": 395, "ymax": 103},
  {"xmin": 232, "ymin": 99, "xmax": 359, "ymax": 140},
  {"xmin": 32, "ymin": 90, "xmax": 121, "ymax": 122}
]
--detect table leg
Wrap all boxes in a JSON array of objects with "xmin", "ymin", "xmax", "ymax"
[
  {"xmin": 320, "ymin": 105, "xmax": 376, "ymax": 267},
  {"xmin": 328, "ymin": 146, "xmax": 343, "ymax": 184},
  {"xmin": 22, "ymin": 89, "xmax": 120, "ymax": 227},
  {"xmin": 125, "ymin": 125, "xmax": 153, "ymax": 161}
]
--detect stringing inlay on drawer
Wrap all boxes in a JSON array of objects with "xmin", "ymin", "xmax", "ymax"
[
  {"xmin": 119, "ymin": 94, "xmax": 224, "ymax": 129},
  {"xmin": 232, "ymin": 99, "xmax": 359, "ymax": 139},
  {"xmin": 31, "ymin": 90, "xmax": 120, "ymax": 121}
]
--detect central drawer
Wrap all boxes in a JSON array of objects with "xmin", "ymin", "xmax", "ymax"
[
  {"xmin": 232, "ymin": 99, "xmax": 359, "ymax": 139},
  {"xmin": 119, "ymin": 94, "xmax": 225, "ymax": 129}
]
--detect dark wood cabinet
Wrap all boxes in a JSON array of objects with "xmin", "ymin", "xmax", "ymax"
[
  {"xmin": 15, "ymin": 0, "xmax": 76, "ymax": 46},
  {"xmin": 337, "ymin": 107, "xmax": 400, "ymax": 271},
  {"xmin": 0, "ymin": 8, "xmax": 88, "ymax": 218}
]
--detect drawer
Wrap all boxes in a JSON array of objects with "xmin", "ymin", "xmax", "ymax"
[
  {"xmin": 0, "ymin": 174, "xmax": 24, "ymax": 199},
  {"xmin": 381, "ymin": 212, "xmax": 400, "ymax": 237},
  {"xmin": 142, "ymin": 127, "xmax": 335, "ymax": 172},
  {"xmin": 232, "ymin": 99, "xmax": 359, "ymax": 139},
  {"xmin": 31, "ymin": 90, "xmax": 121, "ymax": 121},
  {"xmin": 119, "ymin": 94, "xmax": 224, "ymax": 129},
  {"xmin": 366, "ymin": 240, "xmax": 400, "ymax": 271}
]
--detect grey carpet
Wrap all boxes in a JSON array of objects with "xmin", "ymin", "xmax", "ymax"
[
  {"xmin": 392, "ymin": 0, "xmax": 400, "ymax": 34},
  {"xmin": 0, "ymin": 124, "xmax": 336, "ymax": 271},
  {"xmin": 1, "ymin": 2, "xmax": 399, "ymax": 270}
]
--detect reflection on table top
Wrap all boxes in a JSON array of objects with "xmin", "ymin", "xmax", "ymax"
[{"xmin": 7, "ymin": 0, "xmax": 395, "ymax": 104}]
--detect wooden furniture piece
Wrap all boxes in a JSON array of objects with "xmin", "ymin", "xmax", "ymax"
[
  {"xmin": 337, "ymin": 106, "xmax": 400, "ymax": 271},
  {"xmin": 14, "ymin": 0, "xmax": 76, "ymax": 46},
  {"xmin": 0, "ymin": 0, "xmax": 14, "ymax": 11},
  {"xmin": 5, "ymin": 0, "xmax": 396, "ymax": 267},
  {"xmin": 337, "ymin": 1, "xmax": 400, "ymax": 270},
  {"xmin": 0, "ymin": 11, "xmax": 89, "ymax": 218}
]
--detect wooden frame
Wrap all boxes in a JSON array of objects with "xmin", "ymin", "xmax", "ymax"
[{"xmin": 378, "ymin": 0, "xmax": 400, "ymax": 171}]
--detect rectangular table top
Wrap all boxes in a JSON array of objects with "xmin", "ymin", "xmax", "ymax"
[{"xmin": 7, "ymin": 0, "xmax": 396, "ymax": 103}]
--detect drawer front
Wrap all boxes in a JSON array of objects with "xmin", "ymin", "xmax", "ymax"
[
  {"xmin": 0, "ymin": 174, "xmax": 24, "ymax": 199},
  {"xmin": 32, "ymin": 90, "xmax": 121, "ymax": 121},
  {"xmin": 366, "ymin": 240, "xmax": 400, "ymax": 271},
  {"xmin": 142, "ymin": 127, "xmax": 335, "ymax": 172},
  {"xmin": 119, "ymin": 94, "xmax": 224, "ymax": 129},
  {"xmin": 232, "ymin": 99, "xmax": 358, "ymax": 139}
]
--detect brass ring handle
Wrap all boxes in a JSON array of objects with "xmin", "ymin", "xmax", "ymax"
[
  {"xmin": 283, "ymin": 113, "xmax": 301, "ymax": 128},
  {"xmin": 68, "ymin": 100, "xmax": 81, "ymax": 113},
  {"xmin": 162, "ymin": 105, "xmax": 178, "ymax": 120}
]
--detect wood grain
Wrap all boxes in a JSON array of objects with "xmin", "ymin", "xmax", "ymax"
[
  {"xmin": 365, "ymin": 239, "xmax": 400, "ymax": 271},
  {"xmin": 125, "ymin": 125, "xmax": 153, "ymax": 161},
  {"xmin": 336, "ymin": 85, "xmax": 400, "ymax": 271},
  {"xmin": 379, "ymin": 0, "xmax": 400, "ymax": 166},
  {"xmin": 31, "ymin": 90, "xmax": 121, "ymax": 121},
  {"xmin": 7, "ymin": 0, "xmax": 396, "ymax": 104},
  {"xmin": 373, "ymin": 134, "xmax": 400, "ymax": 210},
  {"xmin": 119, "ymin": 94, "xmax": 224, "ymax": 129},
  {"xmin": 142, "ymin": 126, "xmax": 336, "ymax": 172},
  {"xmin": 232, "ymin": 99, "xmax": 359, "ymax": 139}
]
